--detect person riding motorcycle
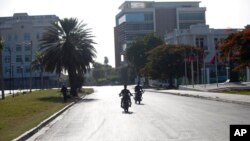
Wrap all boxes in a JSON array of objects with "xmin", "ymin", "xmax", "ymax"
[
  {"xmin": 134, "ymin": 82, "xmax": 144, "ymax": 103},
  {"xmin": 119, "ymin": 84, "xmax": 133, "ymax": 108},
  {"xmin": 135, "ymin": 81, "xmax": 143, "ymax": 94}
]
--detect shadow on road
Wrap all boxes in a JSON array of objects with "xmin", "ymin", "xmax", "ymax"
[
  {"xmin": 136, "ymin": 103, "xmax": 145, "ymax": 105},
  {"xmin": 122, "ymin": 111, "xmax": 134, "ymax": 114},
  {"xmin": 77, "ymin": 98, "xmax": 99, "ymax": 103}
]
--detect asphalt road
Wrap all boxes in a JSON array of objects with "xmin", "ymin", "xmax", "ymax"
[{"xmin": 28, "ymin": 86, "xmax": 250, "ymax": 141}]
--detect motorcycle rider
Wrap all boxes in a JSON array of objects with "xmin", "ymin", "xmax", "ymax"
[
  {"xmin": 134, "ymin": 81, "xmax": 144, "ymax": 103},
  {"xmin": 135, "ymin": 81, "xmax": 144, "ymax": 94},
  {"xmin": 119, "ymin": 84, "xmax": 133, "ymax": 108}
]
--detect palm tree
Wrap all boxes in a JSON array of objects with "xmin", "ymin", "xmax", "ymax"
[
  {"xmin": 40, "ymin": 18, "xmax": 96, "ymax": 96},
  {"xmin": 0, "ymin": 36, "xmax": 5, "ymax": 99}
]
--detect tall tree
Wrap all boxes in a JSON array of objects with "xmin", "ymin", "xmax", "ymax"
[
  {"xmin": 219, "ymin": 27, "xmax": 250, "ymax": 82},
  {"xmin": 125, "ymin": 33, "xmax": 163, "ymax": 76},
  {"xmin": 40, "ymin": 18, "xmax": 96, "ymax": 96},
  {"xmin": 142, "ymin": 44, "xmax": 202, "ymax": 88},
  {"xmin": 0, "ymin": 36, "xmax": 5, "ymax": 99}
]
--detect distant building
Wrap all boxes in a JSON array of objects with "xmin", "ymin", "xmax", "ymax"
[
  {"xmin": 114, "ymin": 1, "xmax": 206, "ymax": 67},
  {"xmin": 165, "ymin": 24, "xmax": 241, "ymax": 83},
  {"xmin": 0, "ymin": 13, "xmax": 59, "ymax": 89}
]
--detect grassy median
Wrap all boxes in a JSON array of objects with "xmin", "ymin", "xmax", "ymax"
[
  {"xmin": 0, "ymin": 88, "xmax": 93, "ymax": 141},
  {"xmin": 223, "ymin": 89, "xmax": 250, "ymax": 95}
]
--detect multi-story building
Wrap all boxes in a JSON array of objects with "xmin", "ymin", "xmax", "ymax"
[
  {"xmin": 0, "ymin": 13, "xmax": 59, "ymax": 89},
  {"xmin": 165, "ymin": 24, "xmax": 243, "ymax": 83},
  {"xmin": 114, "ymin": 1, "xmax": 206, "ymax": 67}
]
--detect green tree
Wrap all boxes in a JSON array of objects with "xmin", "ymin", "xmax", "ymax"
[
  {"xmin": 40, "ymin": 18, "xmax": 96, "ymax": 96},
  {"xmin": 91, "ymin": 62, "xmax": 120, "ymax": 85},
  {"xmin": 219, "ymin": 27, "xmax": 250, "ymax": 82},
  {"xmin": 142, "ymin": 44, "xmax": 202, "ymax": 88},
  {"xmin": 92, "ymin": 62, "xmax": 105, "ymax": 82},
  {"xmin": 104, "ymin": 56, "xmax": 109, "ymax": 66},
  {"xmin": 0, "ymin": 36, "xmax": 5, "ymax": 99},
  {"xmin": 125, "ymin": 33, "xmax": 163, "ymax": 83}
]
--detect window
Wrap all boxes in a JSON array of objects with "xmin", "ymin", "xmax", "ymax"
[
  {"xmin": 4, "ymin": 45, "xmax": 10, "ymax": 52},
  {"xmin": 16, "ymin": 66, "xmax": 22, "ymax": 74},
  {"xmin": 196, "ymin": 37, "xmax": 207, "ymax": 50},
  {"xmin": 126, "ymin": 34, "xmax": 146, "ymax": 41},
  {"xmin": 118, "ymin": 15, "xmax": 126, "ymax": 25},
  {"xmin": 25, "ymin": 44, "xmax": 31, "ymax": 51},
  {"xmin": 14, "ymin": 35, "xmax": 18, "ymax": 41},
  {"xmin": 25, "ymin": 55, "xmax": 31, "ymax": 62},
  {"xmin": 126, "ymin": 23, "xmax": 153, "ymax": 31},
  {"xmin": 25, "ymin": 67, "xmax": 30, "ymax": 73},
  {"xmin": 16, "ymin": 55, "xmax": 23, "ymax": 63},
  {"xmin": 24, "ymin": 33, "xmax": 31, "ymax": 41},
  {"xmin": 126, "ymin": 13, "xmax": 144, "ymax": 22},
  {"xmin": 5, "ymin": 66, "xmax": 11, "ymax": 74},
  {"xmin": 16, "ymin": 44, "xmax": 22, "ymax": 52},
  {"xmin": 118, "ymin": 13, "xmax": 153, "ymax": 25},
  {"xmin": 214, "ymin": 38, "xmax": 218, "ymax": 49},
  {"xmin": 179, "ymin": 23, "xmax": 192, "ymax": 29},
  {"xmin": 179, "ymin": 12, "xmax": 205, "ymax": 21},
  {"xmin": 4, "ymin": 56, "xmax": 11, "ymax": 63}
]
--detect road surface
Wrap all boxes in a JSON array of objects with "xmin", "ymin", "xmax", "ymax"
[{"xmin": 28, "ymin": 86, "xmax": 250, "ymax": 141}]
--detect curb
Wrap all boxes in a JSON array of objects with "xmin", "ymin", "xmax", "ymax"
[
  {"xmin": 148, "ymin": 90, "xmax": 250, "ymax": 106},
  {"xmin": 13, "ymin": 95, "xmax": 86, "ymax": 141}
]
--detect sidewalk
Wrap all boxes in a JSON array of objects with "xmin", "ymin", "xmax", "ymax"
[
  {"xmin": 178, "ymin": 82, "xmax": 250, "ymax": 92},
  {"xmin": 147, "ymin": 82, "xmax": 250, "ymax": 105}
]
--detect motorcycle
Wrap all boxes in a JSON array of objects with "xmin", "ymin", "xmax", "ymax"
[
  {"xmin": 134, "ymin": 91, "xmax": 144, "ymax": 104},
  {"xmin": 121, "ymin": 94, "xmax": 131, "ymax": 113}
]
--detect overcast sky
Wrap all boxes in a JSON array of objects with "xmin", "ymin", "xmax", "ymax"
[{"xmin": 0, "ymin": 0, "xmax": 249, "ymax": 67}]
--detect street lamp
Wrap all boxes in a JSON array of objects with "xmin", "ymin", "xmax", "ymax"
[
  {"xmin": 29, "ymin": 41, "xmax": 33, "ymax": 93},
  {"xmin": 11, "ymin": 63, "xmax": 14, "ymax": 97},
  {"xmin": 7, "ymin": 48, "xmax": 12, "ymax": 94},
  {"xmin": 20, "ymin": 66, "xmax": 24, "ymax": 93},
  {"xmin": 7, "ymin": 48, "xmax": 15, "ymax": 96}
]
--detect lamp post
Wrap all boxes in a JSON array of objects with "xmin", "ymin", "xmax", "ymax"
[
  {"xmin": 8, "ymin": 48, "xmax": 12, "ymax": 94},
  {"xmin": 29, "ymin": 41, "xmax": 32, "ymax": 93},
  {"xmin": 11, "ymin": 63, "xmax": 14, "ymax": 97}
]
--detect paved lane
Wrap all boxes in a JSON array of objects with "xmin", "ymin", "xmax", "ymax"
[{"xmin": 28, "ymin": 86, "xmax": 250, "ymax": 141}]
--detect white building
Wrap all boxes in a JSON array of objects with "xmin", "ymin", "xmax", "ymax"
[
  {"xmin": 165, "ymin": 24, "xmax": 243, "ymax": 83},
  {"xmin": 0, "ymin": 13, "xmax": 59, "ymax": 89}
]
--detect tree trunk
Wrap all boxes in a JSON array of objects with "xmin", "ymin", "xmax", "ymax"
[
  {"xmin": 229, "ymin": 60, "xmax": 239, "ymax": 82},
  {"xmin": 68, "ymin": 68, "xmax": 78, "ymax": 97}
]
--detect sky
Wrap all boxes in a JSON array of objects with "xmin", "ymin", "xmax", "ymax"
[{"xmin": 0, "ymin": 0, "xmax": 249, "ymax": 67}]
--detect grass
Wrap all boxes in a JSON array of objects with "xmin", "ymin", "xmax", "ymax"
[
  {"xmin": 0, "ymin": 88, "xmax": 93, "ymax": 141},
  {"xmin": 223, "ymin": 89, "xmax": 250, "ymax": 95}
]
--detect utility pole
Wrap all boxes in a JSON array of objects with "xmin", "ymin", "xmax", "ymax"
[{"xmin": 29, "ymin": 41, "xmax": 33, "ymax": 93}]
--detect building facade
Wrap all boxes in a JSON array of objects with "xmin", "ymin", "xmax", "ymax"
[
  {"xmin": 165, "ymin": 24, "xmax": 242, "ymax": 83},
  {"xmin": 114, "ymin": 1, "xmax": 206, "ymax": 67},
  {"xmin": 0, "ymin": 13, "xmax": 59, "ymax": 89}
]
